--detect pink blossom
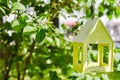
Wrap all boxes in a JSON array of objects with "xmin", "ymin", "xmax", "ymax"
[{"xmin": 64, "ymin": 20, "xmax": 77, "ymax": 27}]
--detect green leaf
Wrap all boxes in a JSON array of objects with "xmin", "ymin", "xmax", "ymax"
[
  {"xmin": 99, "ymin": 2, "xmax": 104, "ymax": 14},
  {"xmin": 11, "ymin": 18, "xmax": 26, "ymax": 32},
  {"xmin": 19, "ymin": 14, "xmax": 27, "ymax": 27},
  {"xmin": 108, "ymin": 0, "xmax": 114, "ymax": 4},
  {"xmin": 0, "ymin": 6, "xmax": 6, "ymax": 14},
  {"xmin": 115, "ymin": 6, "xmax": 120, "ymax": 18},
  {"xmin": 49, "ymin": 71, "xmax": 60, "ymax": 80},
  {"xmin": 35, "ymin": 29, "xmax": 46, "ymax": 43},
  {"xmin": 23, "ymin": 26, "xmax": 38, "ymax": 35},
  {"xmin": 98, "ymin": 11, "xmax": 103, "ymax": 17},
  {"xmin": 12, "ymin": 2, "xmax": 26, "ymax": 11},
  {"xmin": 90, "ymin": 52, "xmax": 98, "ymax": 62},
  {"xmin": 107, "ymin": 14, "xmax": 112, "ymax": 19},
  {"xmin": 11, "ymin": 19, "xmax": 20, "ymax": 32},
  {"xmin": 55, "ymin": 38, "xmax": 60, "ymax": 47},
  {"xmin": 85, "ymin": 7, "xmax": 91, "ymax": 18},
  {"xmin": 107, "ymin": 10, "xmax": 113, "ymax": 19}
]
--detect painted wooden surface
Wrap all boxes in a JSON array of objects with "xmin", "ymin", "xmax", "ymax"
[{"xmin": 73, "ymin": 18, "xmax": 114, "ymax": 73}]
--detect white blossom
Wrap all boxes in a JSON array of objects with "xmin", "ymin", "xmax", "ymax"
[
  {"xmin": 2, "ymin": 14, "xmax": 17, "ymax": 23},
  {"xmin": 26, "ymin": 6, "xmax": 36, "ymax": 17},
  {"xmin": 44, "ymin": 0, "xmax": 50, "ymax": 4}
]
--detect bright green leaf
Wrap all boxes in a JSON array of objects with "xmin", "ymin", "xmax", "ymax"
[
  {"xmin": 19, "ymin": 14, "xmax": 27, "ymax": 27},
  {"xmin": 12, "ymin": 2, "xmax": 26, "ymax": 11},
  {"xmin": 108, "ymin": 0, "xmax": 114, "ymax": 4},
  {"xmin": 90, "ymin": 53, "xmax": 97, "ymax": 62},
  {"xmin": 23, "ymin": 26, "xmax": 38, "ymax": 35},
  {"xmin": 55, "ymin": 38, "xmax": 60, "ymax": 47},
  {"xmin": 0, "ymin": 7, "xmax": 6, "ymax": 14},
  {"xmin": 107, "ymin": 14, "xmax": 112, "ymax": 19},
  {"xmin": 99, "ymin": 2, "xmax": 104, "ymax": 12},
  {"xmin": 35, "ymin": 29, "xmax": 46, "ymax": 43},
  {"xmin": 11, "ymin": 19, "xmax": 20, "ymax": 32},
  {"xmin": 46, "ymin": 37, "xmax": 54, "ymax": 44},
  {"xmin": 115, "ymin": 6, "xmax": 120, "ymax": 18},
  {"xmin": 11, "ymin": 15, "xmax": 27, "ymax": 32}
]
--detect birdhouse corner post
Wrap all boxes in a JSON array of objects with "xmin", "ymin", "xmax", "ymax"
[
  {"xmin": 108, "ymin": 43, "xmax": 114, "ymax": 71},
  {"xmin": 82, "ymin": 43, "xmax": 88, "ymax": 72},
  {"xmin": 98, "ymin": 44, "xmax": 103, "ymax": 66},
  {"xmin": 73, "ymin": 42, "xmax": 78, "ymax": 68},
  {"xmin": 73, "ymin": 42, "xmax": 84, "ymax": 72}
]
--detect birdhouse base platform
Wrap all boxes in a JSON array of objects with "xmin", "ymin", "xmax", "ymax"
[{"xmin": 82, "ymin": 62, "xmax": 113, "ymax": 73}]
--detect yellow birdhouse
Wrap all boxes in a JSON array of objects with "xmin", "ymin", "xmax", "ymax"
[{"xmin": 73, "ymin": 18, "xmax": 114, "ymax": 73}]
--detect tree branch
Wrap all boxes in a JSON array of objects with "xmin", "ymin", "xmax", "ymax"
[
  {"xmin": 50, "ymin": 0, "xmax": 72, "ymax": 20},
  {"xmin": 16, "ymin": 63, "xmax": 20, "ymax": 80},
  {"xmin": 22, "ymin": 39, "xmax": 35, "ymax": 80}
]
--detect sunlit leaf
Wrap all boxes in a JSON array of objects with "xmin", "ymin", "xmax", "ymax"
[
  {"xmin": 12, "ymin": 2, "xmax": 26, "ymax": 11},
  {"xmin": 115, "ymin": 6, "xmax": 120, "ymax": 18},
  {"xmin": 11, "ymin": 17, "xmax": 26, "ymax": 32},
  {"xmin": 108, "ymin": 0, "xmax": 114, "ymax": 4},
  {"xmin": 55, "ymin": 38, "xmax": 60, "ymax": 47},
  {"xmin": 23, "ymin": 26, "xmax": 38, "ymax": 35},
  {"xmin": 11, "ymin": 19, "xmax": 20, "ymax": 32},
  {"xmin": 0, "ymin": 7, "xmax": 6, "ymax": 14}
]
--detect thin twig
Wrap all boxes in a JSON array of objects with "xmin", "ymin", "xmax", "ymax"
[{"xmin": 50, "ymin": 0, "xmax": 72, "ymax": 20}]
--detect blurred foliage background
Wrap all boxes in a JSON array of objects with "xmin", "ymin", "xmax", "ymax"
[{"xmin": 0, "ymin": 0, "xmax": 120, "ymax": 80}]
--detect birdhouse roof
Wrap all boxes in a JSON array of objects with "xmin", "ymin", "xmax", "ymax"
[{"xmin": 73, "ymin": 18, "xmax": 113, "ymax": 43}]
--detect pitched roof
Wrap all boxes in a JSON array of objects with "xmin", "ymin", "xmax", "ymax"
[{"xmin": 73, "ymin": 18, "xmax": 113, "ymax": 43}]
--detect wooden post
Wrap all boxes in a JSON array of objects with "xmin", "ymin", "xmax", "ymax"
[
  {"xmin": 108, "ymin": 44, "xmax": 114, "ymax": 71},
  {"xmin": 98, "ymin": 44, "xmax": 103, "ymax": 66},
  {"xmin": 83, "ymin": 44, "xmax": 88, "ymax": 72}
]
